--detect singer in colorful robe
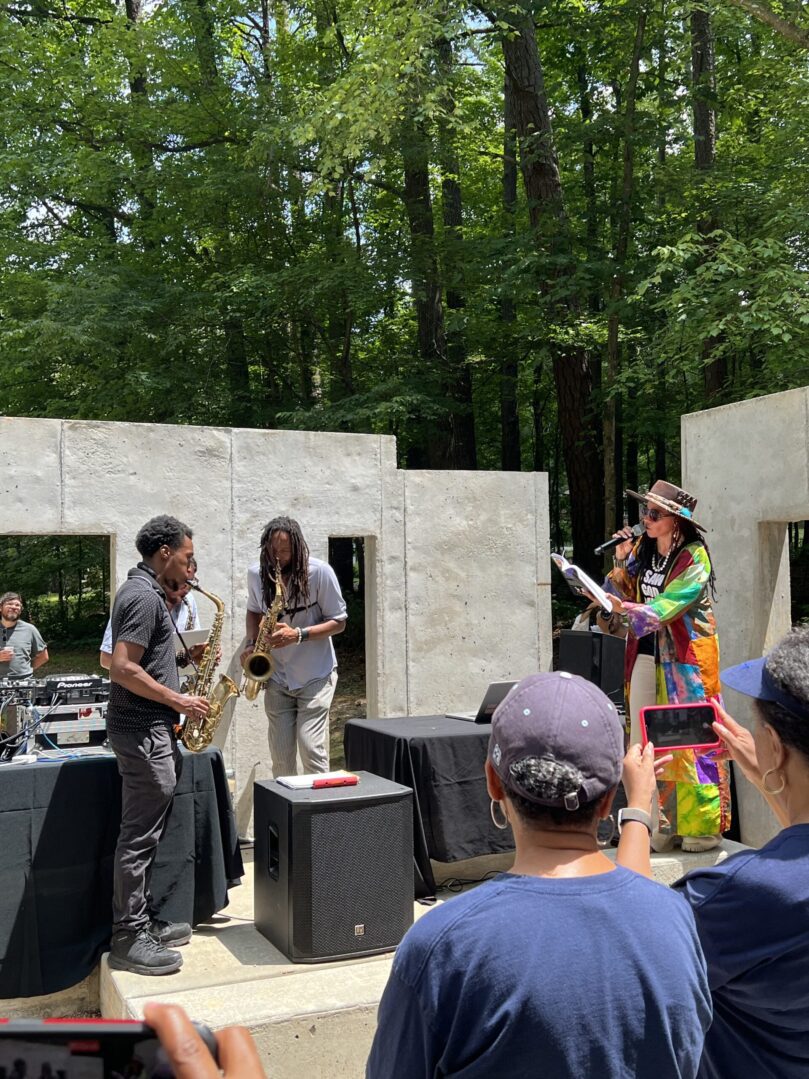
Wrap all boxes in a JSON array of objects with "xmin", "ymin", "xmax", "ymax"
[{"xmin": 605, "ymin": 480, "xmax": 730, "ymax": 852}]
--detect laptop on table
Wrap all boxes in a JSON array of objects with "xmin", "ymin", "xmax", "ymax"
[{"xmin": 446, "ymin": 680, "xmax": 518, "ymax": 724}]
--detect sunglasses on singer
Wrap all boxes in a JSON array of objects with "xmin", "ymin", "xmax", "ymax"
[{"xmin": 641, "ymin": 506, "xmax": 673, "ymax": 522}]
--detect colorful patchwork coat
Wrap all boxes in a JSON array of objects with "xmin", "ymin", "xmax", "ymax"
[{"xmin": 607, "ymin": 540, "xmax": 730, "ymax": 838}]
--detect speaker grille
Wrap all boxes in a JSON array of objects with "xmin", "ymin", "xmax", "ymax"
[{"xmin": 291, "ymin": 799, "xmax": 412, "ymax": 957}]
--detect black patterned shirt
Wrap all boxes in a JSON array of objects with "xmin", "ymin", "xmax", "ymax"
[{"xmin": 107, "ymin": 564, "xmax": 180, "ymax": 734}]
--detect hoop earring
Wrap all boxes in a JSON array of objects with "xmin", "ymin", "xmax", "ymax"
[
  {"xmin": 490, "ymin": 799, "xmax": 510, "ymax": 831},
  {"xmin": 597, "ymin": 814, "xmax": 616, "ymax": 848},
  {"xmin": 762, "ymin": 767, "xmax": 786, "ymax": 795}
]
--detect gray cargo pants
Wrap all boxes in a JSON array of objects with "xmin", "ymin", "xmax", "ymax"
[
  {"xmin": 264, "ymin": 670, "xmax": 337, "ymax": 776},
  {"xmin": 108, "ymin": 724, "xmax": 183, "ymax": 932}
]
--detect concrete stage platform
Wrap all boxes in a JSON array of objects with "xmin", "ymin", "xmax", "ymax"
[{"xmin": 95, "ymin": 841, "xmax": 743, "ymax": 1078}]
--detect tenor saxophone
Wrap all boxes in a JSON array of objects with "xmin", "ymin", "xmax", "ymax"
[
  {"xmin": 242, "ymin": 562, "xmax": 286, "ymax": 702},
  {"xmin": 181, "ymin": 581, "xmax": 240, "ymax": 752}
]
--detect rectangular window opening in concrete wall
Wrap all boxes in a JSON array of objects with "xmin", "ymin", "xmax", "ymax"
[
  {"xmin": 328, "ymin": 537, "xmax": 368, "ymax": 769},
  {"xmin": 0, "ymin": 533, "xmax": 112, "ymax": 675},
  {"xmin": 788, "ymin": 519, "xmax": 809, "ymax": 625}
]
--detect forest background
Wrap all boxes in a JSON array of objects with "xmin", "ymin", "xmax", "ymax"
[{"xmin": 2, "ymin": 0, "xmax": 809, "ymax": 668}]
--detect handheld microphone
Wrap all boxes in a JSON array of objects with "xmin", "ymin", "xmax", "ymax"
[{"xmin": 594, "ymin": 522, "xmax": 644, "ymax": 557}]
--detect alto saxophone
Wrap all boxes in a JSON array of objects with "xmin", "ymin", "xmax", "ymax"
[
  {"xmin": 242, "ymin": 562, "xmax": 286, "ymax": 702},
  {"xmin": 181, "ymin": 581, "xmax": 240, "ymax": 752}
]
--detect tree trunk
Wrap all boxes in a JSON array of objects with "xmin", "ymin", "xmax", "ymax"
[
  {"xmin": 575, "ymin": 54, "xmax": 600, "ymax": 313},
  {"xmin": 625, "ymin": 381, "xmax": 639, "ymax": 524},
  {"xmin": 604, "ymin": 9, "xmax": 647, "ymax": 537},
  {"xmin": 655, "ymin": 8, "xmax": 669, "ymax": 482},
  {"xmin": 691, "ymin": 7, "xmax": 726, "ymax": 401},
  {"xmin": 76, "ymin": 537, "xmax": 84, "ymax": 618},
  {"xmin": 436, "ymin": 38, "xmax": 477, "ymax": 468},
  {"xmin": 500, "ymin": 74, "xmax": 521, "ymax": 471},
  {"xmin": 224, "ymin": 318, "xmax": 254, "ymax": 426},
  {"xmin": 500, "ymin": 8, "xmax": 603, "ymax": 573},
  {"xmin": 401, "ymin": 119, "xmax": 453, "ymax": 467},
  {"xmin": 123, "ymin": 0, "xmax": 156, "ymax": 233},
  {"xmin": 532, "ymin": 361, "xmax": 546, "ymax": 472}
]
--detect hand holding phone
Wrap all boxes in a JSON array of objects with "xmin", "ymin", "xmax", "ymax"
[
  {"xmin": 0, "ymin": 1007, "xmax": 267, "ymax": 1078},
  {"xmin": 711, "ymin": 700, "xmax": 761, "ymax": 785},
  {"xmin": 144, "ymin": 1002, "xmax": 266, "ymax": 1078},
  {"xmin": 622, "ymin": 742, "xmax": 659, "ymax": 810},
  {"xmin": 639, "ymin": 702, "xmax": 722, "ymax": 753}
]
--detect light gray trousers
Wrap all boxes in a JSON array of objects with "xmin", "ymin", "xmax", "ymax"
[{"xmin": 264, "ymin": 670, "xmax": 337, "ymax": 776}]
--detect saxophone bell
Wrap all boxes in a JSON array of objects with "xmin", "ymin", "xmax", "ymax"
[
  {"xmin": 241, "ymin": 561, "xmax": 286, "ymax": 702},
  {"xmin": 181, "ymin": 579, "xmax": 240, "ymax": 752}
]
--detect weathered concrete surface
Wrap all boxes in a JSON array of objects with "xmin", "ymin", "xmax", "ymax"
[
  {"xmin": 682, "ymin": 386, "xmax": 809, "ymax": 847},
  {"xmin": 0, "ymin": 417, "xmax": 552, "ymax": 831},
  {"xmin": 0, "ymin": 970, "xmax": 99, "ymax": 1019},
  {"xmin": 402, "ymin": 470, "xmax": 552, "ymax": 715},
  {"xmin": 0, "ymin": 417, "xmax": 62, "ymax": 533}
]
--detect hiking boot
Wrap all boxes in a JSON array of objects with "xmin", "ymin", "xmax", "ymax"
[
  {"xmin": 149, "ymin": 917, "xmax": 192, "ymax": 947},
  {"xmin": 109, "ymin": 928, "xmax": 183, "ymax": 975}
]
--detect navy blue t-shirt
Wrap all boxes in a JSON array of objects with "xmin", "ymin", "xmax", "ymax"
[
  {"xmin": 366, "ymin": 868, "xmax": 711, "ymax": 1079},
  {"xmin": 673, "ymin": 824, "xmax": 809, "ymax": 1079}
]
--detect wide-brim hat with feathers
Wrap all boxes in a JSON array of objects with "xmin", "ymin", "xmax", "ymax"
[{"xmin": 624, "ymin": 479, "xmax": 706, "ymax": 532}]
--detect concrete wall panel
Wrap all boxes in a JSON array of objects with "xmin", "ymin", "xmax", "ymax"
[
  {"xmin": 0, "ymin": 417, "xmax": 63, "ymax": 533},
  {"xmin": 402, "ymin": 470, "xmax": 551, "ymax": 714},
  {"xmin": 61, "ymin": 420, "xmax": 233, "ymax": 602},
  {"xmin": 1, "ymin": 417, "xmax": 552, "ymax": 832},
  {"xmin": 682, "ymin": 386, "xmax": 809, "ymax": 847}
]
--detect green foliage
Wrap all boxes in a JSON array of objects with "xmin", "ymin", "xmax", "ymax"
[
  {"xmin": 1, "ymin": 0, "xmax": 808, "ymax": 543},
  {"xmin": 0, "ymin": 536, "xmax": 110, "ymax": 644}
]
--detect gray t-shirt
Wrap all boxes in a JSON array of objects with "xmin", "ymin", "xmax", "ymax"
[
  {"xmin": 247, "ymin": 557, "xmax": 347, "ymax": 690},
  {"xmin": 0, "ymin": 619, "xmax": 47, "ymax": 679}
]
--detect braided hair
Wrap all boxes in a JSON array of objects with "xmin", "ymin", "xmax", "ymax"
[
  {"xmin": 635, "ymin": 517, "xmax": 717, "ymax": 599},
  {"xmin": 259, "ymin": 516, "xmax": 310, "ymax": 612}
]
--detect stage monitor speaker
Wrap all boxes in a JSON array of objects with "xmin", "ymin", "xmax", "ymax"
[
  {"xmin": 254, "ymin": 771, "xmax": 414, "ymax": 963},
  {"xmin": 558, "ymin": 629, "xmax": 626, "ymax": 708}
]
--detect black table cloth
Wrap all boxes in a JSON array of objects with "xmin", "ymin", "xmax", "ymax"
[
  {"xmin": 344, "ymin": 716, "xmax": 514, "ymax": 898},
  {"xmin": 0, "ymin": 747, "xmax": 243, "ymax": 999}
]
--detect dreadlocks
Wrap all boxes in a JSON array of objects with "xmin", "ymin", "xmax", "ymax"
[
  {"xmin": 635, "ymin": 518, "xmax": 717, "ymax": 599},
  {"xmin": 259, "ymin": 516, "xmax": 311, "ymax": 612}
]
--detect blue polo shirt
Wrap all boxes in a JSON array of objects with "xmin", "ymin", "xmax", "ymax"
[{"xmin": 673, "ymin": 824, "xmax": 809, "ymax": 1079}]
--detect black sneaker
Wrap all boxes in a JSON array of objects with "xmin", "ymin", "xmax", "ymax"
[
  {"xmin": 109, "ymin": 929, "xmax": 183, "ymax": 975},
  {"xmin": 149, "ymin": 918, "xmax": 192, "ymax": 947}
]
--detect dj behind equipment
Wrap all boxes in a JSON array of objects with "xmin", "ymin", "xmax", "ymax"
[{"xmin": 0, "ymin": 673, "xmax": 111, "ymax": 760}]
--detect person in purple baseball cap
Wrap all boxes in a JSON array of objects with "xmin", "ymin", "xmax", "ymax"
[
  {"xmin": 671, "ymin": 625, "xmax": 809, "ymax": 1079},
  {"xmin": 367, "ymin": 671, "xmax": 711, "ymax": 1079}
]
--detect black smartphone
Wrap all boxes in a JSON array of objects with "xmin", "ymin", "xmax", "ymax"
[
  {"xmin": 0, "ymin": 1020, "xmax": 217, "ymax": 1078},
  {"xmin": 639, "ymin": 702, "xmax": 721, "ymax": 753}
]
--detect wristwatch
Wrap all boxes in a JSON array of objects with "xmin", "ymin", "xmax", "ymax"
[{"xmin": 617, "ymin": 807, "xmax": 652, "ymax": 834}]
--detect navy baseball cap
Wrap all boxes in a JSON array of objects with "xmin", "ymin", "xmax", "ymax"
[
  {"xmin": 488, "ymin": 671, "xmax": 624, "ymax": 811},
  {"xmin": 722, "ymin": 656, "xmax": 809, "ymax": 720}
]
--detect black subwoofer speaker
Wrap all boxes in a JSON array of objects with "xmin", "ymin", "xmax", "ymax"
[
  {"xmin": 254, "ymin": 771, "xmax": 414, "ymax": 962},
  {"xmin": 558, "ymin": 629, "xmax": 626, "ymax": 708}
]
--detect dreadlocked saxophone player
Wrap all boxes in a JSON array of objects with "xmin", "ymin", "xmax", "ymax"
[{"xmin": 240, "ymin": 517, "xmax": 347, "ymax": 776}]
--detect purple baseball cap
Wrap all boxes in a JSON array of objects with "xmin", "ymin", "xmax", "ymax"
[
  {"xmin": 722, "ymin": 655, "xmax": 809, "ymax": 720},
  {"xmin": 488, "ymin": 671, "xmax": 624, "ymax": 811}
]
